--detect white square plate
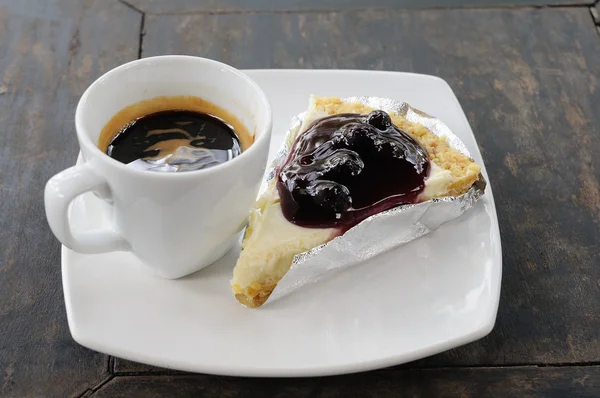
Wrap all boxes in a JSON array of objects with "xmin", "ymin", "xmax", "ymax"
[{"xmin": 63, "ymin": 70, "xmax": 502, "ymax": 376}]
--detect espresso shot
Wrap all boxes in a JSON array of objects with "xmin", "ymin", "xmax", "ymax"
[{"xmin": 98, "ymin": 96, "xmax": 253, "ymax": 172}]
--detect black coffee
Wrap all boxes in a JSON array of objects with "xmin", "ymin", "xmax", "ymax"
[{"xmin": 106, "ymin": 110, "xmax": 242, "ymax": 172}]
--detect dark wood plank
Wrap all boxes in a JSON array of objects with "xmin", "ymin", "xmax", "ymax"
[
  {"xmin": 125, "ymin": 0, "xmax": 591, "ymax": 14},
  {"xmin": 591, "ymin": 3, "xmax": 600, "ymax": 24},
  {"xmin": 96, "ymin": 366, "xmax": 600, "ymax": 397},
  {"xmin": 134, "ymin": 7, "xmax": 600, "ymax": 373},
  {"xmin": 114, "ymin": 359, "xmax": 188, "ymax": 375},
  {"xmin": 0, "ymin": 0, "xmax": 141, "ymax": 396}
]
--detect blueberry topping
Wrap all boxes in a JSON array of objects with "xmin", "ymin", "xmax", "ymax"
[
  {"xmin": 277, "ymin": 111, "xmax": 430, "ymax": 230},
  {"xmin": 366, "ymin": 110, "xmax": 392, "ymax": 130}
]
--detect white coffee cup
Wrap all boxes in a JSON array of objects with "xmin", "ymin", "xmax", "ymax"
[{"xmin": 44, "ymin": 56, "xmax": 272, "ymax": 279}]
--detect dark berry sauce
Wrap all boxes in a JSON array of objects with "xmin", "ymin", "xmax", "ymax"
[{"xmin": 277, "ymin": 110, "xmax": 430, "ymax": 231}]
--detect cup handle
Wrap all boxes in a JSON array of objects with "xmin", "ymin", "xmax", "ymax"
[{"xmin": 44, "ymin": 163, "xmax": 129, "ymax": 253}]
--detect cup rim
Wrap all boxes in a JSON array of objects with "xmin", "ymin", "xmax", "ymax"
[{"xmin": 74, "ymin": 55, "xmax": 272, "ymax": 179}]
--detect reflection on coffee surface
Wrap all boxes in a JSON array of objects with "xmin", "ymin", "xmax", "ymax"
[{"xmin": 98, "ymin": 96, "xmax": 252, "ymax": 172}]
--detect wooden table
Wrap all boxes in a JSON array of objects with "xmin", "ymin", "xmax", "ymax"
[{"xmin": 1, "ymin": 0, "xmax": 599, "ymax": 396}]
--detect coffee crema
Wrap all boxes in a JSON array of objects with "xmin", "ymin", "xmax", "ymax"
[{"xmin": 98, "ymin": 96, "xmax": 253, "ymax": 172}]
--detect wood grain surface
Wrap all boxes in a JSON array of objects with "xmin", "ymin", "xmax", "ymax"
[
  {"xmin": 95, "ymin": 366, "xmax": 600, "ymax": 398},
  {"xmin": 591, "ymin": 2, "xmax": 600, "ymax": 24},
  {"xmin": 0, "ymin": 0, "xmax": 140, "ymax": 397},
  {"xmin": 1, "ymin": 0, "xmax": 599, "ymax": 396},
  {"xmin": 123, "ymin": 0, "xmax": 592, "ymax": 14}
]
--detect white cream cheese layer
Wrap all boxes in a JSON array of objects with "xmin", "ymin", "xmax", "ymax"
[
  {"xmin": 232, "ymin": 180, "xmax": 336, "ymax": 290},
  {"xmin": 422, "ymin": 161, "xmax": 454, "ymax": 199}
]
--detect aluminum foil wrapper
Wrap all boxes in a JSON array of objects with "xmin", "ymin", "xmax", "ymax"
[{"xmin": 263, "ymin": 97, "xmax": 487, "ymax": 304}]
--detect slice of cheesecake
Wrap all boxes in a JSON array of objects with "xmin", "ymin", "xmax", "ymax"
[{"xmin": 231, "ymin": 96, "xmax": 481, "ymax": 308}]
